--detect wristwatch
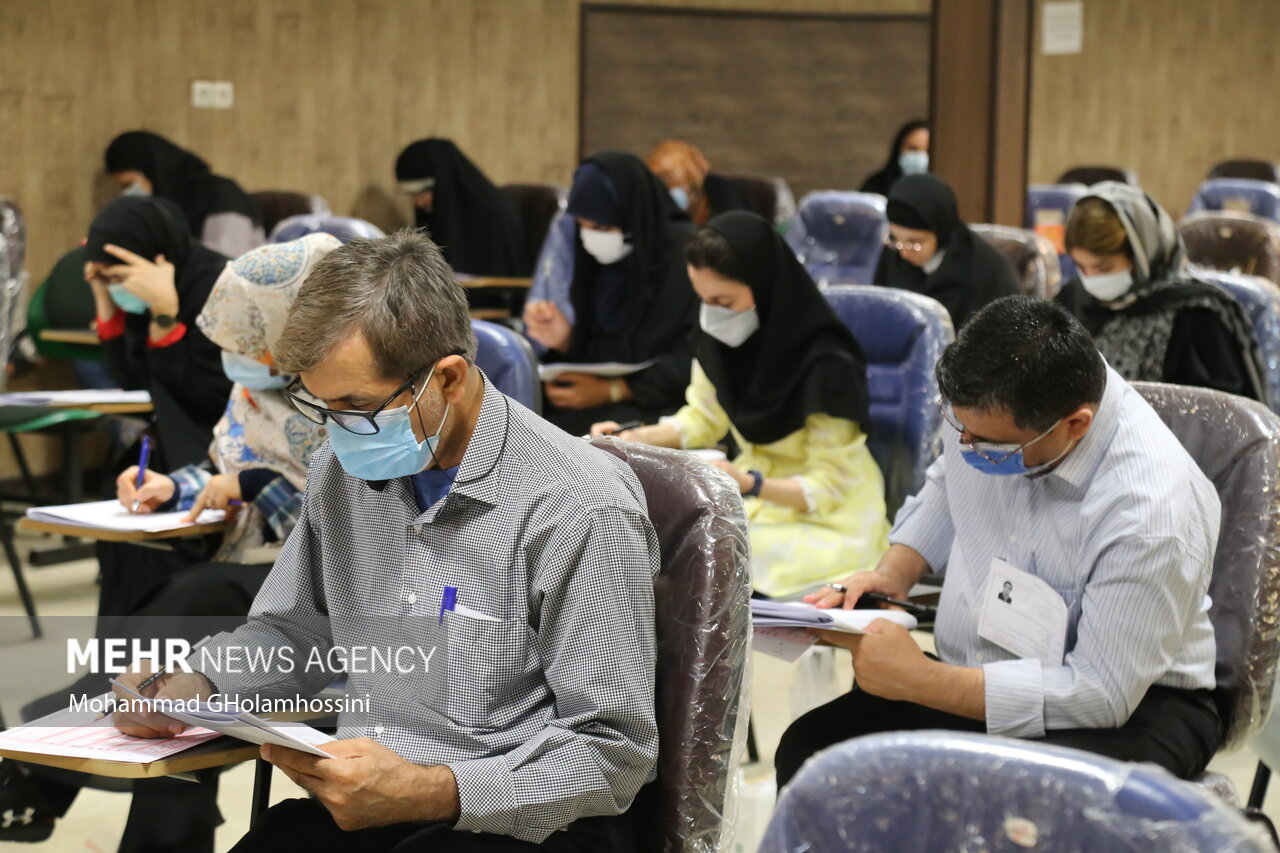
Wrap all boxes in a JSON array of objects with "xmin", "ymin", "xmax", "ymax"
[
  {"xmin": 609, "ymin": 379, "xmax": 624, "ymax": 404},
  {"xmin": 152, "ymin": 313, "xmax": 178, "ymax": 330},
  {"xmin": 745, "ymin": 470, "xmax": 764, "ymax": 498}
]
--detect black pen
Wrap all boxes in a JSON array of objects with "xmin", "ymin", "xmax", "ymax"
[{"xmin": 858, "ymin": 592, "xmax": 937, "ymax": 618}]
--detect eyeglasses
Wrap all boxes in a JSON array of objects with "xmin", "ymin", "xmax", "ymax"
[
  {"xmin": 939, "ymin": 403, "xmax": 1063, "ymax": 465},
  {"xmin": 284, "ymin": 373, "xmax": 429, "ymax": 435},
  {"xmin": 885, "ymin": 237, "xmax": 926, "ymax": 253}
]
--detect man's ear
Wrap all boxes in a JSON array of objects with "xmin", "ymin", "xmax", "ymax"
[
  {"xmin": 438, "ymin": 355, "xmax": 470, "ymax": 403},
  {"xmin": 1064, "ymin": 406, "xmax": 1095, "ymax": 441}
]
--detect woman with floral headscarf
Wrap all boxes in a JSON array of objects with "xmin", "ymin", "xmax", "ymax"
[{"xmin": 1056, "ymin": 182, "xmax": 1266, "ymax": 403}]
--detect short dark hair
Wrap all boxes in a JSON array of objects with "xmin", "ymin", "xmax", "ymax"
[
  {"xmin": 936, "ymin": 296, "xmax": 1105, "ymax": 431},
  {"xmin": 274, "ymin": 229, "xmax": 476, "ymax": 378},
  {"xmin": 684, "ymin": 226, "xmax": 747, "ymax": 282}
]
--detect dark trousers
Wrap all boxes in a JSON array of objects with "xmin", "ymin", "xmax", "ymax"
[
  {"xmin": 230, "ymin": 798, "xmax": 637, "ymax": 853},
  {"xmin": 775, "ymin": 683, "xmax": 1222, "ymax": 789}
]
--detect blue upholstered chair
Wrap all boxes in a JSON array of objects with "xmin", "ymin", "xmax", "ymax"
[
  {"xmin": 269, "ymin": 214, "xmax": 385, "ymax": 244},
  {"xmin": 1026, "ymin": 183, "xmax": 1088, "ymax": 281},
  {"xmin": 472, "ymin": 319, "xmax": 540, "ymax": 414},
  {"xmin": 1191, "ymin": 266, "xmax": 1280, "ymax": 413},
  {"xmin": 822, "ymin": 285, "xmax": 953, "ymax": 515},
  {"xmin": 761, "ymin": 732, "xmax": 1273, "ymax": 852},
  {"xmin": 1188, "ymin": 178, "xmax": 1280, "ymax": 223},
  {"xmin": 970, "ymin": 223, "xmax": 1063, "ymax": 300},
  {"xmin": 785, "ymin": 191, "xmax": 888, "ymax": 286}
]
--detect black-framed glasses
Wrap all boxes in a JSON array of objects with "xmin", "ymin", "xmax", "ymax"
[
  {"xmin": 939, "ymin": 402, "xmax": 1063, "ymax": 465},
  {"xmin": 284, "ymin": 373, "xmax": 426, "ymax": 435}
]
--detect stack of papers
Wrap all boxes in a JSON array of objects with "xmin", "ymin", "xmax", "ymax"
[
  {"xmin": 110, "ymin": 680, "xmax": 335, "ymax": 757},
  {"xmin": 0, "ymin": 697, "xmax": 221, "ymax": 764},
  {"xmin": 26, "ymin": 500, "xmax": 225, "ymax": 534},
  {"xmin": 0, "ymin": 389, "xmax": 151, "ymax": 406},
  {"xmin": 751, "ymin": 600, "xmax": 917, "ymax": 662},
  {"xmin": 538, "ymin": 360, "xmax": 656, "ymax": 382}
]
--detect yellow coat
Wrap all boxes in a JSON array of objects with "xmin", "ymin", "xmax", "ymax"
[{"xmin": 663, "ymin": 361, "xmax": 890, "ymax": 598}]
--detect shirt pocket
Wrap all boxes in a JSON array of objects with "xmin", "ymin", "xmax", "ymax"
[{"xmin": 442, "ymin": 610, "xmax": 533, "ymax": 731}]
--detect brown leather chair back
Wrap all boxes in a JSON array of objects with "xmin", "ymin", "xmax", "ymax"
[
  {"xmin": 500, "ymin": 184, "xmax": 564, "ymax": 271},
  {"xmin": 970, "ymin": 224, "xmax": 1063, "ymax": 299},
  {"xmin": 1179, "ymin": 211, "xmax": 1280, "ymax": 286},
  {"xmin": 1057, "ymin": 165, "xmax": 1139, "ymax": 186},
  {"xmin": 1209, "ymin": 160, "xmax": 1280, "ymax": 183},
  {"xmin": 1134, "ymin": 382, "xmax": 1280, "ymax": 748},
  {"xmin": 589, "ymin": 439, "xmax": 751, "ymax": 853},
  {"xmin": 250, "ymin": 190, "xmax": 329, "ymax": 235}
]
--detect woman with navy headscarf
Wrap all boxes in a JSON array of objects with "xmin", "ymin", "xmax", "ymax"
[{"xmin": 523, "ymin": 151, "xmax": 699, "ymax": 435}]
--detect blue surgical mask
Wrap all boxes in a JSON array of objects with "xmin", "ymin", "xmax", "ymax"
[
  {"xmin": 121, "ymin": 180, "xmax": 149, "ymax": 198},
  {"xmin": 899, "ymin": 150, "xmax": 929, "ymax": 175},
  {"xmin": 326, "ymin": 365, "xmax": 450, "ymax": 481},
  {"xmin": 958, "ymin": 418, "xmax": 1073, "ymax": 478},
  {"xmin": 670, "ymin": 187, "xmax": 690, "ymax": 210},
  {"xmin": 221, "ymin": 352, "xmax": 289, "ymax": 390},
  {"xmin": 108, "ymin": 284, "xmax": 150, "ymax": 315}
]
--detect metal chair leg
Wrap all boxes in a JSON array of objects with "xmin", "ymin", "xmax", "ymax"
[
  {"xmin": 250, "ymin": 758, "xmax": 273, "ymax": 827},
  {"xmin": 7, "ymin": 433, "xmax": 38, "ymax": 502},
  {"xmin": 1249, "ymin": 761, "xmax": 1272, "ymax": 810},
  {"xmin": 0, "ymin": 515, "xmax": 40, "ymax": 637}
]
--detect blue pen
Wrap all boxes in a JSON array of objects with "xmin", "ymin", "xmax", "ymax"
[
  {"xmin": 131, "ymin": 435, "xmax": 152, "ymax": 513},
  {"xmin": 439, "ymin": 586, "xmax": 458, "ymax": 624}
]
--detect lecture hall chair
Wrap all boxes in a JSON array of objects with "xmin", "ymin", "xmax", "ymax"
[
  {"xmin": 1209, "ymin": 160, "xmax": 1280, "ymax": 184},
  {"xmin": 523, "ymin": 210, "xmax": 577, "ymax": 351},
  {"xmin": 1187, "ymin": 178, "xmax": 1280, "ymax": 223},
  {"xmin": 1133, "ymin": 382, "xmax": 1280, "ymax": 807},
  {"xmin": 760, "ymin": 732, "xmax": 1274, "ymax": 852},
  {"xmin": 269, "ymin": 214, "xmax": 386, "ymax": 244},
  {"xmin": 500, "ymin": 183, "xmax": 565, "ymax": 273},
  {"xmin": 1026, "ymin": 183, "xmax": 1088, "ymax": 281},
  {"xmin": 249, "ymin": 190, "xmax": 331, "ymax": 236},
  {"xmin": 1180, "ymin": 211, "xmax": 1280, "ymax": 286},
  {"xmin": 719, "ymin": 174, "xmax": 798, "ymax": 229},
  {"xmin": 471, "ymin": 319, "xmax": 541, "ymax": 414},
  {"xmin": 822, "ymin": 285, "xmax": 954, "ymax": 516},
  {"xmin": 1057, "ymin": 165, "xmax": 1140, "ymax": 186},
  {"xmin": 784, "ymin": 191, "xmax": 889, "ymax": 286},
  {"xmin": 1191, "ymin": 266, "xmax": 1280, "ymax": 413},
  {"xmin": 970, "ymin": 223, "xmax": 1064, "ymax": 299}
]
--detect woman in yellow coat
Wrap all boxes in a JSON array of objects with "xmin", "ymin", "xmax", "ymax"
[{"xmin": 594, "ymin": 211, "xmax": 888, "ymax": 597}]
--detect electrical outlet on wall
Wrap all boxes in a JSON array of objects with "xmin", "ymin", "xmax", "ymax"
[
  {"xmin": 211, "ymin": 81, "xmax": 234, "ymax": 109},
  {"xmin": 191, "ymin": 80, "xmax": 216, "ymax": 109}
]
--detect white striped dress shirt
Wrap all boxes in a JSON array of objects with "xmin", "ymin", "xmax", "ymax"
[{"xmin": 890, "ymin": 366, "xmax": 1219, "ymax": 737}]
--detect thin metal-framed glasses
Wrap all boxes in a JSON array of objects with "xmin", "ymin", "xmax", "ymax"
[
  {"xmin": 939, "ymin": 403, "xmax": 1062, "ymax": 466},
  {"xmin": 885, "ymin": 237, "xmax": 925, "ymax": 253}
]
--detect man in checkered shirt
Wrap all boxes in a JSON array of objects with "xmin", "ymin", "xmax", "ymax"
[{"xmin": 114, "ymin": 231, "xmax": 660, "ymax": 851}]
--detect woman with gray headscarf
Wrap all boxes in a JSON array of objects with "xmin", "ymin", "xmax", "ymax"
[{"xmin": 1055, "ymin": 182, "xmax": 1265, "ymax": 402}]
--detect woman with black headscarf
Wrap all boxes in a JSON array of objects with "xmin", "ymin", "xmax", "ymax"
[
  {"xmin": 592, "ymin": 212, "xmax": 889, "ymax": 597},
  {"xmin": 873, "ymin": 173, "xmax": 1021, "ymax": 329},
  {"xmin": 105, "ymin": 131, "xmax": 265, "ymax": 257},
  {"xmin": 523, "ymin": 151, "xmax": 700, "ymax": 435},
  {"xmin": 859, "ymin": 119, "xmax": 930, "ymax": 196},
  {"xmin": 394, "ymin": 138, "xmax": 528, "ymax": 276},
  {"xmin": 1056, "ymin": 183, "xmax": 1266, "ymax": 402}
]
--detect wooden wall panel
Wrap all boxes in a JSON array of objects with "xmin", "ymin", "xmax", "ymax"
[
  {"xmin": 581, "ymin": 7, "xmax": 930, "ymax": 198},
  {"xmin": 1029, "ymin": 0, "xmax": 1280, "ymax": 216}
]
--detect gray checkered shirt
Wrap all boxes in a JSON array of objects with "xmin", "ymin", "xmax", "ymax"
[{"xmin": 199, "ymin": 377, "xmax": 660, "ymax": 842}]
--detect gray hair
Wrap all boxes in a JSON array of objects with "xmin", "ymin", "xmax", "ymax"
[{"xmin": 274, "ymin": 229, "xmax": 477, "ymax": 378}]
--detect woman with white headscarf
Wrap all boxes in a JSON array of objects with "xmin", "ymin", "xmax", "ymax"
[{"xmin": 1056, "ymin": 182, "xmax": 1265, "ymax": 403}]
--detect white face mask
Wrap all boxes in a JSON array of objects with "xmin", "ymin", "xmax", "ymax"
[
  {"xmin": 898, "ymin": 150, "xmax": 929, "ymax": 175},
  {"xmin": 1080, "ymin": 269, "xmax": 1134, "ymax": 302},
  {"xmin": 922, "ymin": 248, "xmax": 945, "ymax": 275},
  {"xmin": 580, "ymin": 227, "xmax": 633, "ymax": 265},
  {"xmin": 700, "ymin": 303, "xmax": 760, "ymax": 348},
  {"xmin": 121, "ymin": 180, "xmax": 149, "ymax": 198}
]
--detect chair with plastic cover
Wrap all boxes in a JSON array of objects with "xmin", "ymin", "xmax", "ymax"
[
  {"xmin": 500, "ymin": 183, "xmax": 565, "ymax": 273},
  {"xmin": 1180, "ymin": 211, "xmax": 1280, "ymax": 286},
  {"xmin": 1210, "ymin": 160, "xmax": 1280, "ymax": 184},
  {"xmin": 587, "ymin": 438, "xmax": 750, "ymax": 853},
  {"xmin": 472, "ymin": 319, "xmax": 540, "ymax": 414},
  {"xmin": 1057, "ymin": 165, "xmax": 1139, "ymax": 186},
  {"xmin": 1187, "ymin": 178, "xmax": 1280, "ymax": 223},
  {"xmin": 1191, "ymin": 267, "xmax": 1280, "ymax": 413},
  {"xmin": 0, "ymin": 197, "xmax": 29, "ymax": 363},
  {"xmin": 269, "ymin": 214, "xmax": 385, "ymax": 244},
  {"xmin": 720, "ymin": 174, "xmax": 797, "ymax": 228},
  {"xmin": 1133, "ymin": 381, "xmax": 1280, "ymax": 800},
  {"xmin": 250, "ymin": 191, "xmax": 330, "ymax": 235},
  {"xmin": 760, "ymin": 731, "xmax": 1275, "ymax": 852},
  {"xmin": 822, "ymin": 285, "xmax": 954, "ymax": 516},
  {"xmin": 970, "ymin": 224, "xmax": 1063, "ymax": 299},
  {"xmin": 1026, "ymin": 183, "xmax": 1088, "ymax": 282},
  {"xmin": 785, "ymin": 191, "xmax": 888, "ymax": 286},
  {"xmin": 523, "ymin": 210, "xmax": 577, "ymax": 353}
]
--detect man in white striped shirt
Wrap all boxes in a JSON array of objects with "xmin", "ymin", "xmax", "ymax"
[{"xmin": 777, "ymin": 296, "xmax": 1222, "ymax": 787}]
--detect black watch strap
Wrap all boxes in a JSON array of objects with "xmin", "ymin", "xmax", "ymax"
[
  {"xmin": 153, "ymin": 313, "xmax": 178, "ymax": 330},
  {"xmin": 745, "ymin": 470, "xmax": 764, "ymax": 498}
]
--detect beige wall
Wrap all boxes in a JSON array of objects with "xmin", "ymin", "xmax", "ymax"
[{"xmin": 1029, "ymin": 0, "xmax": 1280, "ymax": 217}]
